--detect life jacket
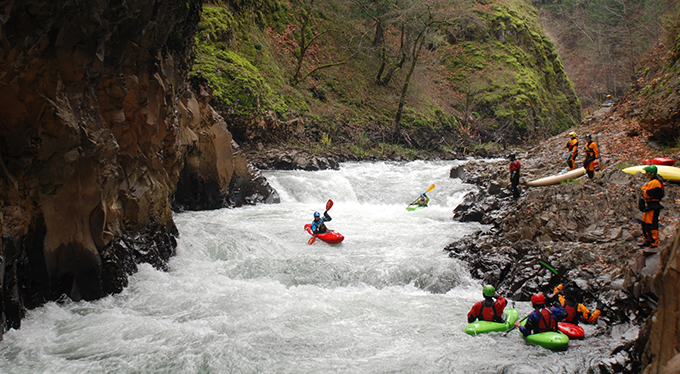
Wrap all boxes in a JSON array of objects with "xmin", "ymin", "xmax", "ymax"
[
  {"xmin": 585, "ymin": 141, "xmax": 598, "ymax": 158},
  {"xmin": 567, "ymin": 138, "xmax": 578, "ymax": 154},
  {"xmin": 311, "ymin": 218, "xmax": 328, "ymax": 233},
  {"xmin": 563, "ymin": 299, "xmax": 578, "ymax": 324},
  {"xmin": 478, "ymin": 299, "xmax": 501, "ymax": 322},
  {"xmin": 642, "ymin": 178, "xmax": 665, "ymax": 202},
  {"xmin": 536, "ymin": 308, "xmax": 557, "ymax": 332}
]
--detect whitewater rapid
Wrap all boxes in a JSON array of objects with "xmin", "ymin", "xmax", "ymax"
[{"xmin": 0, "ymin": 161, "xmax": 613, "ymax": 373}]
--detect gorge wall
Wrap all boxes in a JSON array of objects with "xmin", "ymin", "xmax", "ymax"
[{"xmin": 0, "ymin": 0, "xmax": 276, "ymax": 335}]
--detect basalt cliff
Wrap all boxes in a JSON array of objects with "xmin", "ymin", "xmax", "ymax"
[{"xmin": 0, "ymin": 0, "xmax": 277, "ymax": 335}]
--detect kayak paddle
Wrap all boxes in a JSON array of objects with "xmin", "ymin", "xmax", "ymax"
[
  {"xmin": 308, "ymin": 199, "xmax": 334, "ymax": 245},
  {"xmin": 502, "ymin": 301, "xmax": 527, "ymax": 336},
  {"xmin": 408, "ymin": 184, "xmax": 435, "ymax": 206},
  {"xmin": 502, "ymin": 315, "xmax": 528, "ymax": 336}
]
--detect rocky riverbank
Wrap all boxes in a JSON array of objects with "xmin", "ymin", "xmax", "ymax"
[{"xmin": 444, "ymin": 108, "xmax": 680, "ymax": 372}]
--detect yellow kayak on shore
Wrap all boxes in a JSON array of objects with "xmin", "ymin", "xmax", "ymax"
[{"xmin": 622, "ymin": 165, "xmax": 680, "ymax": 182}]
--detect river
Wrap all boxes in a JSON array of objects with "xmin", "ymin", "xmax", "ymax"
[{"xmin": 0, "ymin": 161, "xmax": 613, "ymax": 373}]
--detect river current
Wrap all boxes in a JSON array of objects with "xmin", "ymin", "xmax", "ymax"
[{"xmin": 0, "ymin": 161, "xmax": 613, "ymax": 373}]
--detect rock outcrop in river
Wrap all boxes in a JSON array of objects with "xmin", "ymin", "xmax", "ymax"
[{"xmin": 0, "ymin": 0, "xmax": 277, "ymax": 335}]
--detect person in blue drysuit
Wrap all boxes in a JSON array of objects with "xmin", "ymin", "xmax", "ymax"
[
  {"xmin": 514, "ymin": 293, "xmax": 567, "ymax": 336},
  {"xmin": 310, "ymin": 210, "xmax": 332, "ymax": 234}
]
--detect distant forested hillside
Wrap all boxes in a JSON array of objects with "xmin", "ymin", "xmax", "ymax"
[
  {"xmin": 534, "ymin": 0, "xmax": 676, "ymax": 113},
  {"xmin": 190, "ymin": 0, "xmax": 580, "ymax": 155}
]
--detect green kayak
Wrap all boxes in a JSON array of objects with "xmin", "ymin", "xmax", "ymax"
[
  {"xmin": 519, "ymin": 319, "xmax": 570, "ymax": 351},
  {"xmin": 406, "ymin": 204, "xmax": 427, "ymax": 211},
  {"xmin": 465, "ymin": 308, "xmax": 519, "ymax": 336}
]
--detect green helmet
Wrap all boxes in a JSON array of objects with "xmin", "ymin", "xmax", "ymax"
[
  {"xmin": 483, "ymin": 285, "xmax": 495, "ymax": 297},
  {"xmin": 643, "ymin": 165, "xmax": 658, "ymax": 174}
]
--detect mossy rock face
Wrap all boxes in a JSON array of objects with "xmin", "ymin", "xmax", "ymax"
[
  {"xmin": 192, "ymin": 4, "xmax": 302, "ymax": 142},
  {"xmin": 440, "ymin": 1, "xmax": 580, "ymax": 137}
]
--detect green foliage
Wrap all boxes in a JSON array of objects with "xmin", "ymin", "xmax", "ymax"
[
  {"xmin": 191, "ymin": 0, "xmax": 580, "ymax": 151},
  {"xmin": 616, "ymin": 160, "xmax": 636, "ymax": 170},
  {"xmin": 192, "ymin": 5, "xmax": 299, "ymax": 120},
  {"xmin": 440, "ymin": 1, "xmax": 580, "ymax": 136}
]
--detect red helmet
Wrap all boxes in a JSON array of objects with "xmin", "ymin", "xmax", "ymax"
[{"xmin": 531, "ymin": 294, "xmax": 545, "ymax": 305}]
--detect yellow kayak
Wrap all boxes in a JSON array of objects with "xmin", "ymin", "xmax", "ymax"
[{"xmin": 622, "ymin": 165, "xmax": 680, "ymax": 182}]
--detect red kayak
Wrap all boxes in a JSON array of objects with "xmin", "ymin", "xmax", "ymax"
[
  {"xmin": 304, "ymin": 224, "xmax": 344, "ymax": 244},
  {"xmin": 558, "ymin": 322, "xmax": 585, "ymax": 339},
  {"xmin": 642, "ymin": 157, "xmax": 675, "ymax": 166}
]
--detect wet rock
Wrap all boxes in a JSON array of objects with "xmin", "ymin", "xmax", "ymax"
[
  {"xmin": 661, "ymin": 354, "xmax": 680, "ymax": 374},
  {"xmin": 450, "ymin": 165, "xmax": 463, "ymax": 178},
  {"xmin": 488, "ymin": 182, "xmax": 502, "ymax": 195}
]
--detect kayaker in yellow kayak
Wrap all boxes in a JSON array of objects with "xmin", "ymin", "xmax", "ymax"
[
  {"xmin": 515, "ymin": 294, "xmax": 567, "ymax": 336},
  {"xmin": 415, "ymin": 193, "xmax": 430, "ymax": 207},
  {"xmin": 467, "ymin": 285, "xmax": 508, "ymax": 323}
]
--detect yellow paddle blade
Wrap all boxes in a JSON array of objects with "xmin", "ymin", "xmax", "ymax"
[
  {"xmin": 308, "ymin": 235, "xmax": 317, "ymax": 245},
  {"xmin": 426, "ymin": 184, "xmax": 435, "ymax": 193}
]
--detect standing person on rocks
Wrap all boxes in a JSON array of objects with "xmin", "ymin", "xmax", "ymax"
[
  {"xmin": 639, "ymin": 165, "xmax": 665, "ymax": 248},
  {"xmin": 583, "ymin": 134, "xmax": 600, "ymax": 179},
  {"xmin": 467, "ymin": 285, "xmax": 508, "ymax": 323},
  {"xmin": 548, "ymin": 283, "xmax": 602, "ymax": 325},
  {"xmin": 566, "ymin": 132, "xmax": 579, "ymax": 170},
  {"xmin": 508, "ymin": 153, "xmax": 521, "ymax": 199},
  {"xmin": 515, "ymin": 294, "xmax": 567, "ymax": 336}
]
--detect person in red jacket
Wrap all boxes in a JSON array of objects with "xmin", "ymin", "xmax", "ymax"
[
  {"xmin": 467, "ymin": 285, "xmax": 508, "ymax": 323},
  {"xmin": 508, "ymin": 153, "xmax": 521, "ymax": 199},
  {"xmin": 515, "ymin": 293, "xmax": 567, "ymax": 336}
]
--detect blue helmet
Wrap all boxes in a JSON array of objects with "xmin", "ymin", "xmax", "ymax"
[
  {"xmin": 314, "ymin": 211, "xmax": 321, "ymax": 217},
  {"xmin": 420, "ymin": 193, "xmax": 426, "ymax": 198}
]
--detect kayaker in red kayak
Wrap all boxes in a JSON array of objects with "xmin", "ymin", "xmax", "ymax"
[
  {"xmin": 548, "ymin": 283, "xmax": 602, "ymax": 325},
  {"xmin": 467, "ymin": 285, "xmax": 508, "ymax": 323},
  {"xmin": 515, "ymin": 294, "xmax": 567, "ymax": 336},
  {"xmin": 311, "ymin": 210, "xmax": 332, "ymax": 234}
]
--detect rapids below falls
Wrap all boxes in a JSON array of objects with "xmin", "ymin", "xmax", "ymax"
[{"xmin": 0, "ymin": 161, "xmax": 616, "ymax": 373}]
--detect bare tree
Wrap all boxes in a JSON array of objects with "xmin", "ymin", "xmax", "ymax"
[
  {"xmin": 392, "ymin": 1, "xmax": 456, "ymax": 136},
  {"xmin": 290, "ymin": 0, "xmax": 348, "ymax": 86}
]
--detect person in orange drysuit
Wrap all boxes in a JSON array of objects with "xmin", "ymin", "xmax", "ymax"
[
  {"xmin": 639, "ymin": 165, "xmax": 665, "ymax": 247},
  {"xmin": 548, "ymin": 283, "xmax": 602, "ymax": 325},
  {"xmin": 583, "ymin": 134, "xmax": 600, "ymax": 179},
  {"xmin": 566, "ymin": 132, "xmax": 578, "ymax": 170}
]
